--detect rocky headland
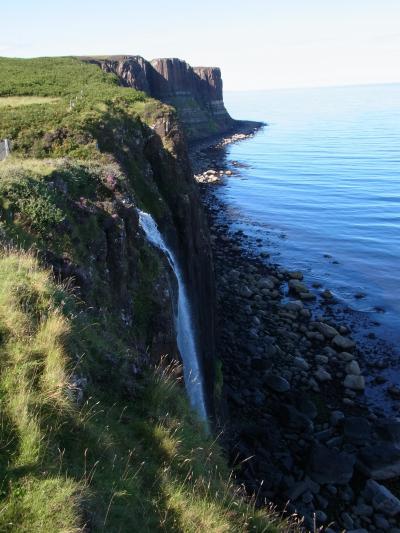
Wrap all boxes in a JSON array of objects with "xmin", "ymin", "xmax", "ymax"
[
  {"xmin": 191, "ymin": 131, "xmax": 400, "ymax": 532},
  {"xmin": 81, "ymin": 55, "xmax": 262, "ymax": 142}
]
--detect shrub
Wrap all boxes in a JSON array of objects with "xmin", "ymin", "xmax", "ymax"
[{"xmin": 0, "ymin": 176, "xmax": 64, "ymax": 236}]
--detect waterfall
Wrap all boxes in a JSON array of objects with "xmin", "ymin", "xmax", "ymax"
[{"xmin": 138, "ymin": 210, "xmax": 207, "ymax": 421}]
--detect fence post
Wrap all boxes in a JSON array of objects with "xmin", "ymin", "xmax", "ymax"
[{"xmin": 4, "ymin": 139, "xmax": 10, "ymax": 158}]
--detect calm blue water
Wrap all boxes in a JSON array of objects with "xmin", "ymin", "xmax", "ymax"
[{"xmin": 222, "ymin": 84, "xmax": 400, "ymax": 344}]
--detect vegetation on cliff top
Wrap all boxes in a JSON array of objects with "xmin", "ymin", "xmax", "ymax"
[
  {"xmin": 0, "ymin": 56, "xmax": 171, "ymax": 160},
  {"xmin": 0, "ymin": 57, "xmax": 295, "ymax": 531}
]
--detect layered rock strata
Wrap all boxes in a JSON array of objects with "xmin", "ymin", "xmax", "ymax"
[{"xmin": 83, "ymin": 55, "xmax": 236, "ymax": 141}]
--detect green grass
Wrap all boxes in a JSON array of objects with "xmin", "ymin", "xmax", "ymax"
[
  {"xmin": 0, "ymin": 250, "xmax": 297, "ymax": 532},
  {"xmin": 0, "ymin": 57, "xmax": 171, "ymax": 160},
  {"xmin": 0, "ymin": 97, "xmax": 61, "ymax": 108},
  {"xmin": 0, "ymin": 57, "xmax": 120, "ymax": 98}
]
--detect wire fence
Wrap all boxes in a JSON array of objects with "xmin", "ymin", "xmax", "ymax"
[{"xmin": 0, "ymin": 139, "xmax": 11, "ymax": 161}]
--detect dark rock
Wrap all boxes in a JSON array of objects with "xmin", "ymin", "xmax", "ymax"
[
  {"xmin": 332, "ymin": 334, "xmax": 356, "ymax": 351},
  {"xmin": 309, "ymin": 444, "xmax": 355, "ymax": 484},
  {"xmin": 288, "ymin": 279, "xmax": 308, "ymax": 294},
  {"xmin": 343, "ymin": 417, "xmax": 371, "ymax": 445},
  {"xmin": 265, "ymin": 372, "xmax": 290, "ymax": 393},
  {"xmin": 364, "ymin": 479, "xmax": 400, "ymax": 516},
  {"xmin": 314, "ymin": 367, "xmax": 332, "ymax": 382},
  {"xmin": 376, "ymin": 419, "xmax": 400, "ymax": 446},
  {"xmin": 284, "ymin": 301, "xmax": 304, "ymax": 313},
  {"xmin": 288, "ymin": 271, "xmax": 304, "ymax": 280},
  {"xmin": 279, "ymin": 405, "xmax": 314, "ymax": 433},
  {"xmin": 353, "ymin": 503, "xmax": 373, "ymax": 516},
  {"xmin": 358, "ymin": 444, "xmax": 400, "ymax": 480},
  {"xmin": 321, "ymin": 289, "xmax": 334, "ymax": 300},
  {"xmin": 330, "ymin": 410, "xmax": 345, "ymax": 426},
  {"xmin": 314, "ymin": 428, "xmax": 334, "ymax": 442},
  {"xmin": 344, "ymin": 374, "xmax": 366, "ymax": 391},
  {"xmin": 297, "ymin": 396, "xmax": 318, "ymax": 420},
  {"xmin": 315, "ymin": 510, "xmax": 327, "ymax": 523},
  {"xmin": 299, "ymin": 291, "xmax": 316, "ymax": 301},
  {"xmin": 251, "ymin": 358, "xmax": 271, "ymax": 371},
  {"xmin": 314, "ymin": 322, "xmax": 339, "ymax": 339},
  {"xmin": 341, "ymin": 512, "xmax": 354, "ymax": 530},
  {"xmin": 286, "ymin": 481, "xmax": 311, "ymax": 501},
  {"xmin": 374, "ymin": 514, "xmax": 390, "ymax": 530},
  {"xmin": 387, "ymin": 385, "xmax": 400, "ymax": 399}
]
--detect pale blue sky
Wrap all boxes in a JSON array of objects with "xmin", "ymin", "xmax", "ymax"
[{"xmin": 2, "ymin": 0, "xmax": 400, "ymax": 90}]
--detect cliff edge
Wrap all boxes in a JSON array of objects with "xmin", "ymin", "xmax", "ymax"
[{"xmin": 82, "ymin": 55, "xmax": 237, "ymax": 141}]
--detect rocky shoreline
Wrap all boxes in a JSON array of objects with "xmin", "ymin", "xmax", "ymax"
[{"xmin": 190, "ymin": 130, "xmax": 400, "ymax": 532}]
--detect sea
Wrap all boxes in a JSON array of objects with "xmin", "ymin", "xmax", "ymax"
[{"xmin": 219, "ymin": 84, "xmax": 400, "ymax": 355}]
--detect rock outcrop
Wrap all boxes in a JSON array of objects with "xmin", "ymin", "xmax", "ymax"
[{"xmin": 83, "ymin": 55, "xmax": 236, "ymax": 141}]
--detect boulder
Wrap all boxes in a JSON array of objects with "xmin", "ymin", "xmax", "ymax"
[
  {"xmin": 299, "ymin": 291, "xmax": 316, "ymax": 301},
  {"xmin": 297, "ymin": 397, "xmax": 318, "ymax": 420},
  {"xmin": 321, "ymin": 289, "xmax": 334, "ymax": 300},
  {"xmin": 309, "ymin": 444, "xmax": 355, "ymax": 484},
  {"xmin": 344, "ymin": 374, "xmax": 365, "ymax": 391},
  {"xmin": 387, "ymin": 385, "xmax": 400, "ymax": 399},
  {"xmin": 284, "ymin": 300, "xmax": 304, "ymax": 313},
  {"xmin": 239, "ymin": 285, "xmax": 253, "ymax": 298},
  {"xmin": 376, "ymin": 419, "xmax": 400, "ymax": 446},
  {"xmin": 251, "ymin": 357, "xmax": 271, "ymax": 371},
  {"xmin": 315, "ymin": 322, "xmax": 339, "ymax": 339},
  {"xmin": 332, "ymin": 334, "xmax": 356, "ymax": 351},
  {"xmin": 279, "ymin": 405, "xmax": 314, "ymax": 433},
  {"xmin": 265, "ymin": 373, "xmax": 290, "ymax": 393},
  {"xmin": 314, "ymin": 368, "xmax": 332, "ymax": 382},
  {"xmin": 288, "ymin": 279, "xmax": 308, "ymax": 294},
  {"xmin": 288, "ymin": 271, "xmax": 304, "ymax": 280},
  {"xmin": 330, "ymin": 410, "xmax": 345, "ymax": 426},
  {"xmin": 343, "ymin": 416, "xmax": 371, "ymax": 445},
  {"xmin": 339, "ymin": 351, "xmax": 354, "ymax": 362},
  {"xmin": 364, "ymin": 479, "xmax": 400, "ymax": 516},
  {"xmin": 346, "ymin": 360, "xmax": 361, "ymax": 375},
  {"xmin": 293, "ymin": 357, "xmax": 309, "ymax": 371},
  {"xmin": 353, "ymin": 502, "xmax": 373, "ymax": 516},
  {"xmin": 258, "ymin": 278, "xmax": 275, "ymax": 290},
  {"xmin": 358, "ymin": 443, "xmax": 400, "ymax": 480}
]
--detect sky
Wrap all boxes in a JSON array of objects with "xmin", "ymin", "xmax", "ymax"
[{"xmin": 2, "ymin": 0, "xmax": 400, "ymax": 90}]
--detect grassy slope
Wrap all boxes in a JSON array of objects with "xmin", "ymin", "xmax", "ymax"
[{"xmin": 0, "ymin": 57, "xmax": 295, "ymax": 532}]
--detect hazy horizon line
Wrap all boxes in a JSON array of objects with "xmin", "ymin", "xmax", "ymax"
[{"xmin": 225, "ymin": 80, "xmax": 400, "ymax": 93}]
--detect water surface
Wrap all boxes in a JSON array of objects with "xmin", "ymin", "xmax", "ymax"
[{"xmin": 221, "ymin": 84, "xmax": 400, "ymax": 345}]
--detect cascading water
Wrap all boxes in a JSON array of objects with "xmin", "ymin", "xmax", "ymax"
[{"xmin": 138, "ymin": 210, "xmax": 207, "ymax": 421}]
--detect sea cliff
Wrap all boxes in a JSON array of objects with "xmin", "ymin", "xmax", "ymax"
[
  {"xmin": 82, "ymin": 55, "xmax": 237, "ymax": 141},
  {"xmin": 0, "ymin": 56, "xmax": 290, "ymax": 531}
]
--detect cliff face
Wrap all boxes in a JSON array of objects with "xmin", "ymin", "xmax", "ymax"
[
  {"xmin": 84, "ymin": 55, "xmax": 236, "ymax": 141},
  {"xmin": 143, "ymin": 110, "xmax": 216, "ymax": 406},
  {"xmin": 0, "ymin": 56, "xmax": 216, "ymax": 413}
]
